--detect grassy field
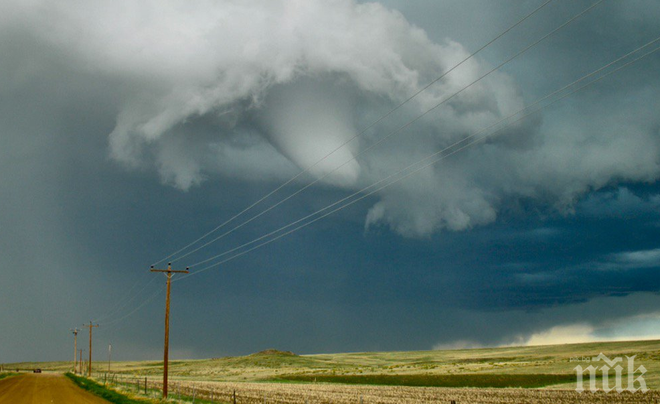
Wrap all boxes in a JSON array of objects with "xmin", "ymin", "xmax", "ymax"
[
  {"xmin": 7, "ymin": 341, "xmax": 659, "ymax": 403},
  {"xmin": 277, "ymin": 373, "xmax": 579, "ymax": 388},
  {"xmin": 7, "ymin": 339, "xmax": 660, "ymax": 390},
  {"xmin": 65, "ymin": 373, "xmax": 156, "ymax": 404},
  {"xmin": 110, "ymin": 378, "xmax": 659, "ymax": 404}
]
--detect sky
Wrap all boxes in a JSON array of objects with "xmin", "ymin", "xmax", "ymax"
[{"xmin": 1, "ymin": 0, "xmax": 660, "ymax": 364}]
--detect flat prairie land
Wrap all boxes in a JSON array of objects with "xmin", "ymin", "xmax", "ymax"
[
  {"xmin": 6, "ymin": 340, "xmax": 660, "ymax": 403},
  {"xmin": 157, "ymin": 380, "xmax": 660, "ymax": 403}
]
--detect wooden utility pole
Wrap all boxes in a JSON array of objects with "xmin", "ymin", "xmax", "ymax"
[
  {"xmin": 150, "ymin": 263, "xmax": 188, "ymax": 399},
  {"xmin": 79, "ymin": 349, "xmax": 84, "ymax": 375},
  {"xmin": 70, "ymin": 328, "xmax": 79, "ymax": 373},
  {"xmin": 85, "ymin": 321, "xmax": 99, "ymax": 376}
]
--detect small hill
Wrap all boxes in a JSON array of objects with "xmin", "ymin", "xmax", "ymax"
[{"xmin": 251, "ymin": 349, "xmax": 297, "ymax": 357}]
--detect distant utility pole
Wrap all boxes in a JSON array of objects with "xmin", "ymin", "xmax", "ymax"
[
  {"xmin": 79, "ymin": 349, "xmax": 84, "ymax": 375},
  {"xmin": 150, "ymin": 263, "xmax": 188, "ymax": 399},
  {"xmin": 70, "ymin": 328, "xmax": 80, "ymax": 373},
  {"xmin": 108, "ymin": 344, "xmax": 112, "ymax": 373},
  {"xmin": 84, "ymin": 321, "xmax": 99, "ymax": 376}
]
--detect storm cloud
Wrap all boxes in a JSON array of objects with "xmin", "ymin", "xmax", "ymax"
[
  {"xmin": 1, "ymin": 0, "xmax": 660, "ymax": 363},
  {"xmin": 8, "ymin": 0, "xmax": 657, "ymax": 237}
]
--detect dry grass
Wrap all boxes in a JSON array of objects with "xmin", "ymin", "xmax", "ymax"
[
  {"xmin": 8, "ymin": 340, "xmax": 660, "ymax": 403},
  {"xmin": 74, "ymin": 340, "xmax": 660, "ymax": 388},
  {"xmin": 116, "ymin": 378, "xmax": 660, "ymax": 404}
]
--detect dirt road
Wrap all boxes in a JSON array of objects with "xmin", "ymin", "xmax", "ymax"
[{"xmin": 0, "ymin": 373, "xmax": 110, "ymax": 403}]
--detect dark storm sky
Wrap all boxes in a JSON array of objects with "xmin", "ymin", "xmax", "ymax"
[{"xmin": 1, "ymin": 0, "xmax": 660, "ymax": 363}]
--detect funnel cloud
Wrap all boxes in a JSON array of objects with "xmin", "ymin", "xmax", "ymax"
[{"xmin": 0, "ymin": 0, "xmax": 566, "ymax": 236}]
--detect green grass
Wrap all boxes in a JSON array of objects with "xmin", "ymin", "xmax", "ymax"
[
  {"xmin": 65, "ymin": 373, "xmax": 156, "ymax": 404},
  {"xmin": 0, "ymin": 373, "xmax": 18, "ymax": 381},
  {"xmin": 69, "ymin": 373, "xmax": 227, "ymax": 404},
  {"xmin": 278, "ymin": 373, "xmax": 579, "ymax": 388}
]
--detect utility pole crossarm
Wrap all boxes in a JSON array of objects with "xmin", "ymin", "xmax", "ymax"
[
  {"xmin": 150, "ymin": 268, "xmax": 190, "ymax": 274},
  {"xmin": 150, "ymin": 263, "xmax": 188, "ymax": 399}
]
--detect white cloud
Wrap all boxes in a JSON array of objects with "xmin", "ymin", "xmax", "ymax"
[
  {"xmin": 6, "ymin": 0, "xmax": 494, "ymax": 190},
  {"xmin": 613, "ymin": 249, "xmax": 660, "ymax": 268},
  {"xmin": 583, "ymin": 248, "xmax": 660, "ymax": 271},
  {"xmin": 433, "ymin": 340, "xmax": 484, "ymax": 351},
  {"xmin": 523, "ymin": 313, "xmax": 660, "ymax": 347},
  {"xmin": 525, "ymin": 324, "xmax": 597, "ymax": 346},
  {"xmin": 431, "ymin": 294, "xmax": 660, "ymax": 350},
  {"xmin": 3, "ymin": 0, "xmax": 660, "ymax": 237}
]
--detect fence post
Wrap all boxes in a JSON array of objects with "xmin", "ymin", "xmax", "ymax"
[
  {"xmin": 233, "ymin": 390, "xmax": 236, "ymax": 404},
  {"xmin": 144, "ymin": 377, "xmax": 147, "ymax": 394}
]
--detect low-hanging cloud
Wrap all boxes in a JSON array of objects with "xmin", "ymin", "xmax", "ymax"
[{"xmin": 3, "ymin": 0, "xmax": 660, "ymax": 237}]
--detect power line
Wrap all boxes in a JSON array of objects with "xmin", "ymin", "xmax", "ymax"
[
  {"xmin": 175, "ymin": 39, "xmax": 660, "ymax": 281},
  {"xmin": 93, "ymin": 275, "xmax": 157, "ymax": 324},
  {"xmin": 96, "ymin": 0, "xmax": 562, "ymax": 329},
  {"xmin": 103, "ymin": 286, "xmax": 164, "ymax": 337},
  {"xmin": 103, "ymin": 284, "xmax": 165, "ymax": 328},
  {"xmin": 175, "ymin": 0, "xmax": 606, "ymax": 266},
  {"xmin": 151, "ymin": 0, "xmax": 558, "ymax": 267}
]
